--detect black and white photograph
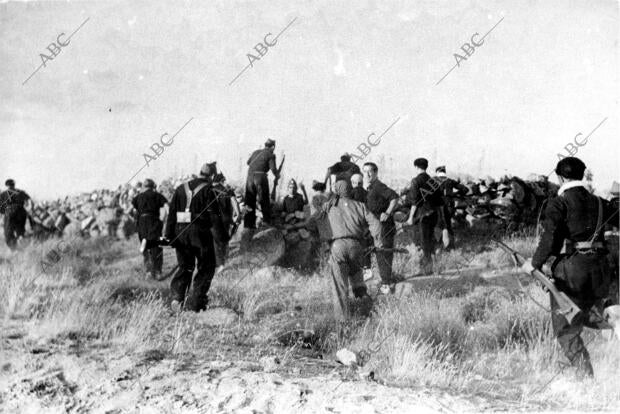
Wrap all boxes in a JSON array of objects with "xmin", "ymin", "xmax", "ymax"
[{"xmin": 1, "ymin": 0, "xmax": 619, "ymax": 412}]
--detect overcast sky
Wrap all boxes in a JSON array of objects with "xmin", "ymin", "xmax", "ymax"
[{"xmin": 1, "ymin": 0, "xmax": 618, "ymax": 200}]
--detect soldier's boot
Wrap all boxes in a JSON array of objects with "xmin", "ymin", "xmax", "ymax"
[{"xmin": 352, "ymin": 287, "xmax": 373, "ymax": 317}]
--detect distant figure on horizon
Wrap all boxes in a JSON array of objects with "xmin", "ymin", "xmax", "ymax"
[{"xmin": 0, "ymin": 179, "xmax": 31, "ymax": 250}]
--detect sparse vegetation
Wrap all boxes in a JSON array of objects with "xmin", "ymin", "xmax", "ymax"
[{"xmin": 1, "ymin": 234, "xmax": 618, "ymax": 412}]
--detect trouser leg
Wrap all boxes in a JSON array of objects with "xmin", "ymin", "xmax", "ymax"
[
  {"xmin": 170, "ymin": 246, "xmax": 195, "ymax": 303},
  {"xmin": 349, "ymin": 241, "xmax": 367, "ymax": 297},
  {"xmin": 420, "ymin": 213, "xmax": 437, "ymax": 273},
  {"xmin": 244, "ymin": 180, "xmax": 257, "ymax": 229},
  {"xmin": 551, "ymin": 294, "xmax": 593, "ymax": 377},
  {"xmin": 4, "ymin": 219, "xmax": 17, "ymax": 250},
  {"xmin": 150, "ymin": 243, "xmax": 163, "ymax": 273},
  {"xmin": 187, "ymin": 242, "xmax": 216, "ymax": 311},
  {"xmin": 375, "ymin": 222, "xmax": 395, "ymax": 284},
  {"xmin": 257, "ymin": 176, "xmax": 271, "ymax": 224},
  {"xmin": 330, "ymin": 240, "xmax": 352, "ymax": 322}
]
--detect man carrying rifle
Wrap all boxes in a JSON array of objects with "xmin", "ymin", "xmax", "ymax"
[
  {"xmin": 164, "ymin": 163, "xmax": 217, "ymax": 312},
  {"xmin": 244, "ymin": 139, "xmax": 280, "ymax": 228},
  {"xmin": 525, "ymin": 157, "xmax": 613, "ymax": 377}
]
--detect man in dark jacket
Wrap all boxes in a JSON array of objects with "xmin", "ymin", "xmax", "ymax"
[
  {"xmin": 164, "ymin": 164, "xmax": 218, "ymax": 312},
  {"xmin": 0, "ymin": 179, "xmax": 31, "ymax": 250},
  {"xmin": 434, "ymin": 166, "xmax": 468, "ymax": 248},
  {"xmin": 527, "ymin": 157, "xmax": 614, "ymax": 377},
  {"xmin": 132, "ymin": 178, "xmax": 168, "ymax": 278},
  {"xmin": 406, "ymin": 158, "xmax": 443, "ymax": 274},
  {"xmin": 244, "ymin": 139, "xmax": 279, "ymax": 228},
  {"xmin": 363, "ymin": 162, "xmax": 399, "ymax": 292}
]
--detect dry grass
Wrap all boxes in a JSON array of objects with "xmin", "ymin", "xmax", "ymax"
[{"xmin": 0, "ymin": 232, "xmax": 618, "ymax": 411}]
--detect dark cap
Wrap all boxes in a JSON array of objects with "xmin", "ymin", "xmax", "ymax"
[
  {"xmin": 200, "ymin": 163, "xmax": 213, "ymax": 176},
  {"xmin": 340, "ymin": 153, "xmax": 351, "ymax": 162},
  {"xmin": 5, "ymin": 179, "xmax": 15, "ymax": 187},
  {"xmin": 555, "ymin": 157, "xmax": 586, "ymax": 180},
  {"xmin": 414, "ymin": 158, "xmax": 429, "ymax": 170},
  {"xmin": 265, "ymin": 138, "xmax": 276, "ymax": 147},
  {"xmin": 435, "ymin": 165, "xmax": 446, "ymax": 173},
  {"xmin": 144, "ymin": 178, "xmax": 156, "ymax": 189}
]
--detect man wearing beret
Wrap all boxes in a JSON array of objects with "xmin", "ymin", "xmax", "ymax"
[
  {"xmin": 0, "ymin": 179, "xmax": 31, "ymax": 250},
  {"xmin": 525, "ymin": 157, "xmax": 614, "ymax": 377}
]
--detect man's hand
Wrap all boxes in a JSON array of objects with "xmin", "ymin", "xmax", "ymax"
[
  {"xmin": 299, "ymin": 183, "xmax": 305, "ymax": 190},
  {"xmin": 520, "ymin": 258, "xmax": 535, "ymax": 274},
  {"xmin": 380, "ymin": 212, "xmax": 390, "ymax": 222},
  {"xmin": 405, "ymin": 217, "xmax": 414, "ymax": 226}
]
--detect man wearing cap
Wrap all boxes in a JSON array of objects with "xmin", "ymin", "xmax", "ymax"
[
  {"xmin": 0, "ymin": 179, "xmax": 31, "ymax": 250},
  {"xmin": 324, "ymin": 154, "xmax": 362, "ymax": 186},
  {"xmin": 164, "ymin": 164, "xmax": 217, "ymax": 312},
  {"xmin": 405, "ymin": 158, "xmax": 443, "ymax": 274},
  {"xmin": 363, "ymin": 162, "xmax": 399, "ymax": 292},
  {"xmin": 245, "ymin": 139, "xmax": 279, "ymax": 228},
  {"xmin": 434, "ymin": 166, "xmax": 468, "ymax": 248},
  {"xmin": 323, "ymin": 179, "xmax": 382, "ymax": 321},
  {"xmin": 132, "ymin": 178, "xmax": 168, "ymax": 278},
  {"xmin": 524, "ymin": 157, "xmax": 614, "ymax": 377}
]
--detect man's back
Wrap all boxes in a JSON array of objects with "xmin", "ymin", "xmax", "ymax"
[
  {"xmin": 533, "ymin": 186, "xmax": 611, "ymax": 266},
  {"xmin": 165, "ymin": 178, "xmax": 215, "ymax": 246},
  {"xmin": 247, "ymin": 149, "xmax": 276, "ymax": 174},
  {"xmin": 132, "ymin": 189, "xmax": 167, "ymax": 216},
  {"xmin": 0, "ymin": 188, "xmax": 29, "ymax": 214},
  {"xmin": 327, "ymin": 197, "xmax": 381, "ymax": 241}
]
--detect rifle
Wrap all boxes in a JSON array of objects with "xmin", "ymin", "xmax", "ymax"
[
  {"xmin": 270, "ymin": 153, "xmax": 285, "ymax": 201},
  {"xmin": 493, "ymin": 239, "xmax": 582, "ymax": 324}
]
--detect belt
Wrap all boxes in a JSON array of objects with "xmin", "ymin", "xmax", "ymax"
[
  {"xmin": 140, "ymin": 213, "xmax": 157, "ymax": 217},
  {"xmin": 565, "ymin": 240, "xmax": 606, "ymax": 254},
  {"xmin": 331, "ymin": 236, "xmax": 361, "ymax": 242},
  {"xmin": 252, "ymin": 171, "xmax": 267, "ymax": 175},
  {"xmin": 571, "ymin": 241, "xmax": 605, "ymax": 250}
]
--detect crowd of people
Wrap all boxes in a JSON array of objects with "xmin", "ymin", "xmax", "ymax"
[{"xmin": 2, "ymin": 140, "xmax": 618, "ymax": 378}]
